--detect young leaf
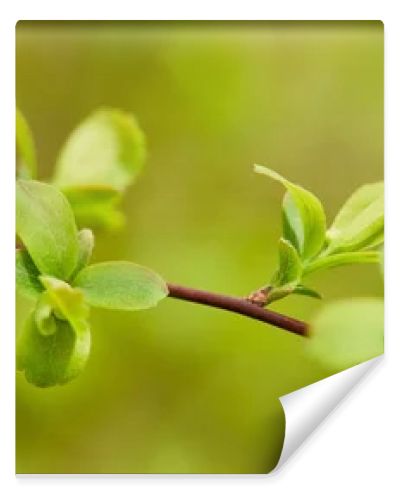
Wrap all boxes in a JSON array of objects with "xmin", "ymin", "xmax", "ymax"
[
  {"xmin": 39, "ymin": 276, "xmax": 90, "ymax": 334},
  {"xmin": 17, "ymin": 276, "xmax": 92, "ymax": 387},
  {"xmin": 265, "ymin": 239, "xmax": 302, "ymax": 304},
  {"xmin": 307, "ymin": 298, "xmax": 383, "ymax": 370},
  {"xmin": 53, "ymin": 108, "xmax": 146, "ymax": 191},
  {"xmin": 17, "ymin": 312, "xmax": 91, "ymax": 388},
  {"xmin": 70, "ymin": 228, "xmax": 95, "ymax": 279},
  {"xmin": 16, "ymin": 180, "xmax": 79, "ymax": 280},
  {"xmin": 62, "ymin": 185, "xmax": 125, "ymax": 231},
  {"xmin": 282, "ymin": 192, "xmax": 302, "ymax": 253},
  {"xmin": 303, "ymin": 251, "xmax": 380, "ymax": 276},
  {"xmin": 16, "ymin": 108, "xmax": 37, "ymax": 179},
  {"xmin": 34, "ymin": 292, "xmax": 57, "ymax": 336},
  {"xmin": 16, "ymin": 249, "xmax": 43, "ymax": 300},
  {"xmin": 271, "ymin": 238, "xmax": 302, "ymax": 287},
  {"xmin": 326, "ymin": 182, "xmax": 384, "ymax": 253},
  {"xmin": 292, "ymin": 284, "xmax": 322, "ymax": 300},
  {"xmin": 254, "ymin": 165, "xmax": 326, "ymax": 261},
  {"xmin": 73, "ymin": 261, "xmax": 168, "ymax": 311}
]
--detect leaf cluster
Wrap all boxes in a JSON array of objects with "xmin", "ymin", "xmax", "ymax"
[
  {"xmin": 254, "ymin": 165, "xmax": 383, "ymax": 304},
  {"xmin": 16, "ymin": 107, "xmax": 146, "ymax": 230},
  {"xmin": 16, "ymin": 180, "xmax": 168, "ymax": 387}
]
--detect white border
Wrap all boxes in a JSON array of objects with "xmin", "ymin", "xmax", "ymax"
[{"xmin": 1, "ymin": 2, "xmax": 398, "ymax": 498}]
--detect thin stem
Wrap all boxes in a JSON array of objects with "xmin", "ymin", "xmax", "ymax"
[{"xmin": 167, "ymin": 283, "xmax": 309, "ymax": 336}]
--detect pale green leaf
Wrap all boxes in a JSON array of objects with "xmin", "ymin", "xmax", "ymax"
[
  {"xmin": 16, "ymin": 108, "xmax": 37, "ymax": 179},
  {"xmin": 16, "ymin": 249, "xmax": 43, "ymax": 300},
  {"xmin": 62, "ymin": 185, "xmax": 125, "ymax": 231},
  {"xmin": 53, "ymin": 108, "xmax": 146, "ymax": 191},
  {"xmin": 255, "ymin": 165, "xmax": 326, "ymax": 261},
  {"xmin": 17, "ymin": 312, "xmax": 91, "ymax": 388},
  {"xmin": 16, "ymin": 180, "xmax": 79, "ymax": 280},
  {"xmin": 307, "ymin": 298, "xmax": 384, "ymax": 370},
  {"xmin": 282, "ymin": 192, "xmax": 302, "ymax": 253},
  {"xmin": 292, "ymin": 284, "xmax": 322, "ymax": 300},
  {"xmin": 303, "ymin": 251, "xmax": 380, "ymax": 276},
  {"xmin": 73, "ymin": 261, "xmax": 168, "ymax": 311},
  {"xmin": 271, "ymin": 238, "xmax": 302, "ymax": 287},
  {"xmin": 34, "ymin": 292, "xmax": 57, "ymax": 336},
  {"xmin": 265, "ymin": 239, "xmax": 302, "ymax": 305},
  {"xmin": 326, "ymin": 182, "xmax": 384, "ymax": 253},
  {"xmin": 17, "ymin": 277, "xmax": 92, "ymax": 387},
  {"xmin": 70, "ymin": 228, "xmax": 95, "ymax": 279},
  {"xmin": 39, "ymin": 276, "xmax": 90, "ymax": 334},
  {"xmin": 265, "ymin": 285, "xmax": 296, "ymax": 305}
]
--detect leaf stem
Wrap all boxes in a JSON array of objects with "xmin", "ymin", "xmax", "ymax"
[{"xmin": 167, "ymin": 283, "xmax": 309, "ymax": 336}]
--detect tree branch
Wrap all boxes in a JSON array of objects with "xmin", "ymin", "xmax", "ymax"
[{"xmin": 167, "ymin": 283, "xmax": 309, "ymax": 336}]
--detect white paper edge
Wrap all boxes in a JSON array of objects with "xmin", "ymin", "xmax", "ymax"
[{"xmin": 274, "ymin": 355, "xmax": 383, "ymax": 471}]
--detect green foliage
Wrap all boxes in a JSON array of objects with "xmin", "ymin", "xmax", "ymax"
[
  {"xmin": 292, "ymin": 284, "xmax": 322, "ymax": 300},
  {"xmin": 254, "ymin": 166, "xmax": 383, "ymax": 305},
  {"xmin": 266, "ymin": 238, "xmax": 302, "ymax": 303},
  {"xmin": 17, "ymin": 277, "xmax": 92, "ymax": 387},
  {"xmin": 34, "ymin": 293, "xmax": 57, "ymax": 336},
  {"xmin": 271, "ymin": 238, "xmax": 302, "ymax": 286},
  {"xmin": 16, "ymin": 180, "xmax": 79, "ymax": 280},
  {"xmin": 39, "ymin": 276, "xmax": 90, "ymax": 332},
  {"xmin": 52, "ymin": 108, "xmax": 146, "ymax": 229},
  {"xmin": 255, "ymin": 165, "xmax": 326, "ymax": 260},
  {"xmin": 307, "ymin": 298, "xmax": 384, "ymax": 370},
  {"xmin": 17, "ymin": 312, "xmax": 91, "ymax": 388},
  {"xmin": 61, "ymin": 185, "xmax": 124, "ymax": 231},
  {"xmin": 303, "ymin": 251, "xmax": 380, "ymax": 275},
  {"xmin": 326, "ymin": 182, "xmax": 384, "ymax": 253},
  {"xmin": 73, "ymin": 262, "xmax": 168, "ymax": 311},
  {"xmin": 16, "ymin": 108, "xmax": 37, "ymax": 179},
  {"xmin": 53, "ymin": 108, "xmax": 146, "ymax": 189},
  {"xmin": 16, "ymin": 249, "xmax": 43, "ymax": 300},
  {"xmin": 16, "ymin": 168, "xmax": 167, "ymax": 387},
  {"xmin": 72, "ymin": 229, "xmax": 95, "ymax": 279}
]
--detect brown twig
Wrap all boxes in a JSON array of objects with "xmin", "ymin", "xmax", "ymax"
[{"xmin": 167, "ymin": 283, "xmax": 308, "ymax": 336}]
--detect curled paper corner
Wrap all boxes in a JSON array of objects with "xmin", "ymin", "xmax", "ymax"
[{"xmin": 274, "ymin": 355, "xmax": 383, "ymax": 471}]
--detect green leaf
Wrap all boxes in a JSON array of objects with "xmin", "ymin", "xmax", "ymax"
[
  {"xmin": 53, "ymin": 108, "xmax": 146, "ymax": 191},
  {"xmin": 62, "ymin": 185, "xmax": 125, "ymax": 231},
  {"xmin": 16, "ymin": 249, "xmax": 43, "ymax": 300},
  {"xmin": 265, "ymin": 285, "xmax": 296, "ymax": 305},
  {"xmin": 292, "ymin": 284, "xmax": 322, "ymax": 300},
  {"xmin": 17, "ymin": 312, "xmax": 91, "ymax": 388},
  {"xmin": 34, "ymin": 292, "xmax": 57, "ymax": 336},
  {"xmin": 307, "ymin": 298, "xmax": 384, "ymax": 371},
  {"xmin": 16, "ymin": 108, "xmax": 37, "ymax": 179},
  {"xmin": 39, "ymin": 276, "xmax": 90, "ymax": 333},
  {"xmin": 326, "ymin": 182, "xmax": 384, "ymax": 253},
  {"xmin": 73, "ymin": 261, "xmax": 168, "ymax": 311},
  {"xmin": 70, "ymin": 228, "xmax": 95, "ymax": 279},
  {"xmin": 282, "ymin": 192, "xmax": 302, "ymax": 253},
  {"xmin": 303, "ymin": 251, "xmax": 380, "ymax": 276},
  {"xmin": 271, "ymin": 238, "xmax": 302, "ymax": 287},
  {"xmin": 254, "ymin": 165, "xmax": 326, "ymax": 261},
  {"xmin": 265, "ymin": 239, "xmax": 302, "ymax": 304},
  {"xmin": 16, "ymin": 180, "xmax": 79, "ymax": 280},
  {"xmin": 17, "ymin": 277, "xmax": 91, "ymax": 387},
  {"xmin": 264, "ymin": 239, "xmax": 302, "ymax": 305}
]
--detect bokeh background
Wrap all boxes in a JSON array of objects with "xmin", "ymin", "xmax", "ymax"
[{"xmin": 16, "ymin": 21, "xmax": 383, "ymax": 473}]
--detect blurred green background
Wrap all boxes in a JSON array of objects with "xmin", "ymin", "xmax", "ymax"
[{"xmin": 16, "ymin": 21, "xmax": 383, "ymax": 473}]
